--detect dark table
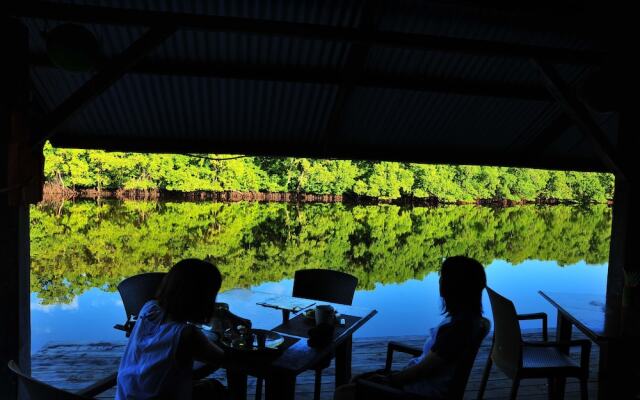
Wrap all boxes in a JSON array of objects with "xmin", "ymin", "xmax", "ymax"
[
  {"xmin": 539, "ymin": 291, "xmax": 624, "ymax": 400},
  {"xmin": 216, "ymin": 289, "xmax": 377, "ymax": 400}
]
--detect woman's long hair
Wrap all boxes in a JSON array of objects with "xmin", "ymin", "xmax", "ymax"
[
  {"xmin": 440, "ymin": 256, "xmax": 486, "ymax": 316},
  {"xmin": 155, "ymin": 259, "xmax": 222, "ymax": 324}
]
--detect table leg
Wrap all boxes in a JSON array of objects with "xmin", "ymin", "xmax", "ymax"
[
  {"xmin": 281, "ymin": 309, "xmax": 290, "ymax": 323},
  {"xmin": 553, "ymin": 312, "xmax": 572, "ymax": 400},
  {"xmin": 598, "ymin": 339, "xmax": 634, "ymax": 400},
  {"xmin": 335, "ymin": 336, "xmax": 353, "ymax": 387},
  {"xmin": 265, "ymin": 372, "xmax": 296, "ymax": 400},
  {"xmin": 598, "ymin": 340, "xmax": 611, "ymax": 400},
  {"xmin": 226, "ymin": 370, "xmax": 248, "ymax": 400}
]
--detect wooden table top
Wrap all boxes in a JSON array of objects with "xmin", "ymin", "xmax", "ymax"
[
  {"xmin": 216, "ymin": 288, "xmax": 377, "ymax": 375},
  {"xmin": 539, "ymin": 291, "xmax": 620, "ymax": 342}
]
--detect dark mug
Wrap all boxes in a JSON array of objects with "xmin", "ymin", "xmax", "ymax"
[{"xmin": 314, "ymin": 305, "xmax": 336, "ymax": 326}]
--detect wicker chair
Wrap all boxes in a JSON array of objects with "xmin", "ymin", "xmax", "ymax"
[
  {"xmin": 292, "ymin": 269, "xmax": 359, "ymax": 305},
  {"xmin": 355, "ymin": 318, "xmax": 490, "ymax": 400},
  {"xmin": 7, "ymin": 360, "xmax": 114, "ymax": 399},
  {"xmin": 478, "ymin": 288, "xmax": 591, "ymax": 400},
  {"xmin": 113, "ymin": 272, "xmax": 167, "ymax": 336}
]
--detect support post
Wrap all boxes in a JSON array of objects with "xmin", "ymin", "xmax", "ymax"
[
  {"xmin": 604, "ymin": 106, "xmax": 640, "ymax": 397},
  {"xmin": 602, "ymin": 175, "xmax": 640, "ymax": 399},
  {"xmin": 1, "ymin": 19, "xmax": 33, "ymax": 399},
  {"xmin": 322, "ymin": 0, "xmax": 381, "ymax": 151}
]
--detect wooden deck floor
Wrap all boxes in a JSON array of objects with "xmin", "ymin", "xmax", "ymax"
[{"xmin": 32, "ymin": 330, "xmax": 598, "ymax": 399}]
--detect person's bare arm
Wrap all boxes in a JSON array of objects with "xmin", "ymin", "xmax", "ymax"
[
  {"xmin": 179, "ymin": 325, "xmax": 225, "ymax": 364},
  {"xmin": 389, "ymin": 351, "xmax": 446, "ymax": 386}
]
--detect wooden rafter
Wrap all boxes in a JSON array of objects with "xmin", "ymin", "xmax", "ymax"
[
  {"xmin": 532, "ymin": 59, "xmax": 625, "ymax": 178},
  {"xmin": 48, "ymin": 134, "xmax": 607, "ymax": 173},
  {"xmin": 524, "ymin": 114, "xmax": 573, "ymax": 156},
  {"xmin": 33, "ymin": 26, "xmax": 176, "ymax": 146},
  {"xmin": 323, "ymin": 0, "xmax": 382, "ymax": 147},
  {"xmin": 10, "ymin": 1, "xmax": 605, "ymax": 65},
  {"xmin": 31, "ymin": 56, "xmax": 551, "ymax": 101}
]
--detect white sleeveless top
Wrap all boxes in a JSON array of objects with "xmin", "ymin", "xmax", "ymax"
[{"xmin": 116, "ymin": 300, "xmax": 192, "ymax": 400}]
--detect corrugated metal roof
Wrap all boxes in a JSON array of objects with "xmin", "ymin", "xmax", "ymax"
[
  {"xmin": 365, "ymin": 48, "xmax": 593, "ymax": 86},
  {"xmin": 15, "ymin": 0, "xmax": 618, "ymax": 172},
  {"xmin": 54, "ymin": 73, "xmax": 337, "ymax": 145},
  {"xmin": 41, "ymin": 0, "xmax": 365, "ymax": 26},
  {"xmin": 339, "ymin": 87, "xmax": 555, "ymax": 149}
]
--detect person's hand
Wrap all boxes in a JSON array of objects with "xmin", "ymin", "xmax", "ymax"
[{"xmin": 367, "ymin": 373, "xmax": 390, "ymax": 384}]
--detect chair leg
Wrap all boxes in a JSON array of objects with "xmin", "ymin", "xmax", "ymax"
[
  {"xmin": 580, "ymin": 376, "xmax": 589, "ymax": 400},
  {"xmin": 477, "ymin": 356, "xmax": 492, "ymax": 399},
  {"xmin": 509, "ymin": 378, "xmax": 520, "ymax": 400},
  {"xmin": 314, "ymin": 369, "xmax": 322, "ymax": 400},
  {"xmin": 255, "ymin": 377, "xmax": 263, "ymax": 400},
  {"xmin": 547, "ymin": 378, "xmax": 555, "ymax": 400}
]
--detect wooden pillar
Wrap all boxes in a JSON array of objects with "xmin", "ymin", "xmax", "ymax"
[
  {"xmin": 605, "ymin": 106, "xmax": 640, "ymax": 397},
  {"xmin": 616, "ymin": 109, "xmax": 640, "ymax": 336},
  {"xmin": 601, "ymin": 176, "xmax": 633, "ymax": 398},
  {"xmin": 1, "ymin": 18, "xmax": 34, "ymax": 399},
  {"xmin": 605, "ymin": 175, "xmax": 626, "ymax": 329}
]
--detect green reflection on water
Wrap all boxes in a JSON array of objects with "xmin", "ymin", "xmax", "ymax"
[{"xmin": 30, "ymin": 201, "xmax": 612, "ymax": 305}]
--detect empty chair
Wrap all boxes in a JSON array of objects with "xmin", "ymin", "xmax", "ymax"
[
  {"xmin": 355, "ymin": 318, "xmax": 490, "ymax": 400},
  {"xmin": 114, "ymin": 272, "xmax": 166, "ymax": 335},
  {"xmin": 255, "ymin": 269, "xmax": 358, "ymax": 400},
  {"xmin": 292, "ymin": 269, "xmax": 359, "ymax": 305},
  {"xmin": 296, "ymin": 269, "xmax": 358, "ymax": 400},
  {"xmin": 7, "ymin": 360, "xmax": 114, "ymax": 399},
  {"xmin": 478, "ymin": 288, "xmax": 591, "ymax": 400}
]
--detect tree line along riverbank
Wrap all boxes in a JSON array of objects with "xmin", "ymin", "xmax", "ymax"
[{"xmin": 43, "ymin": 143, "xmax": 614, "ymax": 204}]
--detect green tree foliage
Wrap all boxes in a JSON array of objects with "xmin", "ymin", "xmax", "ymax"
[
  {"xmin": 30, "ymin": 201, "xmax": 611, "ymax": 304},
  {"xmin": 43, "ymin": 143, "xmax": 614, "ymax": 203}
]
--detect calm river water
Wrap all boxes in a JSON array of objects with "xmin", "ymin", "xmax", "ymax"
[{"xmin": 30, "ymin": 200, "xmax": 611, "ymax": 353}]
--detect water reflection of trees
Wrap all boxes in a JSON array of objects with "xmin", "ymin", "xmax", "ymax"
[{"xmin": 30, "ymin": 201, "xmax": 612, "ymax": 304}]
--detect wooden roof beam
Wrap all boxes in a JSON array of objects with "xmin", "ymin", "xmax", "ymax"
[
  {"xmin": 393, "ymin": 0, "xmax": 599, "ymax": 39},
  {"xmin": 33, "ymin": 26, "xmax": 176, "ymax": 147},
  {"xmin": 323, "ymin": 0, "xmax": 382, "ymax": 148},
  {"xmin": 30, "ymin": 56, "xmax": 551, "ymax": 101},
  {"xmin": 524, "ymin": 114, "xmax": 574, "ymax": 156},
  {"xmin": 532, "ymin": 59, "xmax": 626, "ymax": 179},
  {"xmin": 48, "ymin": 134, "xmax": 607, "ymax": 173},
  {"xmin": 11, "ymin": 1, "xmax": 605, "ymax": 65}
]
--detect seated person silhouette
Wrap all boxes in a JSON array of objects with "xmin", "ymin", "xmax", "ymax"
[
  {"xmin": 335, "ymin": 256, "xmax": 488, "ymax": 400},
  {"xmin": 116, "ymin": 259, "xmax": 230, "ymax": 400}
]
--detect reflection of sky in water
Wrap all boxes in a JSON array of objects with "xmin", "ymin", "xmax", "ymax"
[{"xmin": 31, "ymin": 259, "xmax": 608, "ymax": 354}]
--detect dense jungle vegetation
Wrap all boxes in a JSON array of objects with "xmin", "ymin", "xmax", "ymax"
[{"xmin": 43, "ymin": 143, "xmax": 614, "ymax": 202}]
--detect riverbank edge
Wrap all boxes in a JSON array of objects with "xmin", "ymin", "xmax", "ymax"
[{"xmin": 42, "ymin": 184, "xmax": 612, "ymax": 206}]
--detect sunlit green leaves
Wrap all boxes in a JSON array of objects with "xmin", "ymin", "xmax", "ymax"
[
  {"xmin": 30, "ymin": 201, "xmax": 611, "ymax": 304},
  {"xmin": 43, "ymin": 142, "xmax": 614, "ymax": 202}
]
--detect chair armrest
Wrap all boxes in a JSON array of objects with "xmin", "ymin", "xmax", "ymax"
[
  {"xmin": 525, "ymin": 340, "xmax": 592, "ymax": 369},
  {"xmin": 77, "ymin": 372, "xmax": 117, "ymax": 397},
  {"xmin": 355, "ymin": 378, "xmax": 424, "ymax": 399},
  {"xmin": 385, "ymin": 341, "xmax": 422, "ymax": 373},
  {"xmin": 517, "ymin": 312, "xmax": 548, "ymax": 341},
  {"xmin": 114, "ymin": 321, "xmax": 134, "ymax": 337}
]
